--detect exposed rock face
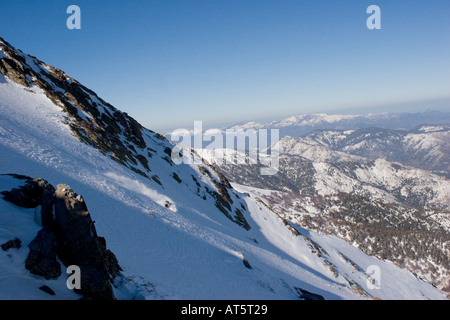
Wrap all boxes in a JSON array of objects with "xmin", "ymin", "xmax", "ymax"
[
  {"xmin": 54, "ymin": 184, "xmax": 122, "ymax": 300},
  {"xmin": 98, "ymin": 236, "xmax": 122, "ymax": 279},
  {"xmin": 198, "ymin": 163, "xmax": 251, "ymax": 230},
  {"xmin": 1, "ymin": 175, "xmax": 122, "ymax": 300},
  {"xmin": 25, "ymin": 226, "xmax": 61, "ymax": 280},
  {"xmin": 0, "ymin": 51, "xmax": 30, "ymax": 87},
  {"xmin": 0, "ymin": 175, "xmax": 55, "ymax": 226}
]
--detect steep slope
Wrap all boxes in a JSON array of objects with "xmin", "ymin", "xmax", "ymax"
[
  {"xmin": 237, "ymin": 184, "xmax": 450, "ymax": 293},
  {"xmin": 0, "ymin": 36, "xmax": 447, "ymax": 300}
]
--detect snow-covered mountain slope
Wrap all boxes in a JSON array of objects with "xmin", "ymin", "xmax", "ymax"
[
  {"xmin": 0, "ymin": 36, "xmax": 447, "ymax": 300},
  {"xmin": 314, "ymin": 158, "xmax": 449, "ymax": 209},
  {"xmin": 213, "ymin": 150, "xmax": 450, "ymax": 211},
  {"xmin": 235, "ymin": 183, "xmax": 450, "ymax": 293},
  {"xmin": 205, "ymin": 147, "xmax": 450, "ymax": 294},
  {"xmin": 228, "ymin": 112, "xmax": 450, "ymax": 139},
  {"xmin": 296, "ymin": 126, "xmax": 450, "ymax": 175},
  {"xmin": 280, "ymin": 135, "xmax": 370, "ymax": 164}
]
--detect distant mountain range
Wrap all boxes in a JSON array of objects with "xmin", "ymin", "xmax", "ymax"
[{"xmin": 228, "ymin": 111, "xmax": 450, "ymax": 138}]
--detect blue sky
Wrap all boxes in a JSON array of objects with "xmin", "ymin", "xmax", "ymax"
[{"xmin": 1, "ymin": 0, "xmax": 449, "ymax": 132}]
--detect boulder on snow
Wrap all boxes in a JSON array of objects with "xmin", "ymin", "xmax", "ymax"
[
  {"xmin": 0, "ymin": 175, "xmax": 55, "ymax": 227},
  {"xmin": 25, "ymin": 226, "xmax": 61, "ymax": 280},
  {"xmin": 294, "ymin": 287, "xmax": 325, "ymax": 300},
  {"xmin": 1, "ymin": 238, "xmax": 21, "ymax": 251},
  {"xmin": 54, "ymin": 184, "xmax": 122, "ymax": 300}
]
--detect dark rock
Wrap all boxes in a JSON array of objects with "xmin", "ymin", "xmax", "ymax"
[
  {"xmin": 294, "ymin": 287, "xmax": 325, "ymax": 300},
  {"xmin": 198, "ymin": 165, "xmax": 251, "ymax": 230},
  {"xmin": 1, "ymin": 187, "xmax": 38, "ymax": 208},
  {"xmin": 35, "ymin": 179, "xmax": 56, "ymax": 227},
  {"xmin": 0, "ymin": 57, "xmax": 30, "ymax": 87},
  {"xmin": 1, "ymin": 176, "xmax": 56, "ymax": 227},
  {"xmin": 25, "ymin": 227, "xmax": 61, "ymax": 280},
  {"xmin": 54, "ymin": 184, "xmax": 121, "ymax": 300},
  {"xmin": 98, "ymin": 237, "xmax": 122, "ymax": 279},
  {"xmin": 1, "ymin": 238, "xmax": 21, "ymax": 251},
  {"xmin": 1, "ymin": 173, "xmax": 30, "ymax": 180},
  {"xmin": 243, "ymin": 258, "xmax": 252, "ymax": 270},
  {"xmin": 1, "ymin": 173, "xmax": 122, "ymax": 300},
  {"xmin": 39, "ymin": 285, "xmax": 56, "ymax": 296}
]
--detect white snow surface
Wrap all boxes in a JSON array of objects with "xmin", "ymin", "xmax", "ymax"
[
  {"xmin": 0, "ymin": 77, "xmax": 447, "ymax": 300},
  {"xmin": 280, "ymin": 136, "xmax": 368, "ymax": 163}
]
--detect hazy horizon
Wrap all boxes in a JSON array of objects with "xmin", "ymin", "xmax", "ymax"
[{"xmin": 156, "ymin": 97, "xmax": 450, "ymax": 133}]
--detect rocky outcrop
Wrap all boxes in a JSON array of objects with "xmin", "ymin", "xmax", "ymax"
[
  {"xmin": 0, "ymin": 50, "xmax": 30, "ymax": 87},
  {"xmin": 0, "ymin": 175, "xmax": 55, "ymax": 226},
  {"xmin": 54, "ymin": 184, "xmax": 121, "ymax": 300},
  {"xmin": 198, "ymin": 164, "xmax": 251, "ymax": 231},
  {"xmin": 0, "ymin": 174, "xmax": 122, "ymax": 300},
  {"xmin": 25, "ymin": 226, "xmax": 61, "ymax": 280}
]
